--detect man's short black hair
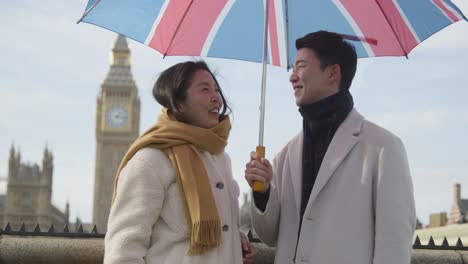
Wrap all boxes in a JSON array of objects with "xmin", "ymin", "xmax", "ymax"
[{"xmin": 296, "ymin": 31, "xmax": 357, "ymax": 91}]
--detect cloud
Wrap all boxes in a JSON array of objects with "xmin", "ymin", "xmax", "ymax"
[
  {"xmin": 378, "ymin": 109, "xmax": 452, "ymax": 131},
  {"xmin": 372, "ymin": 108, "xmax": 468, "ymax": 135}
]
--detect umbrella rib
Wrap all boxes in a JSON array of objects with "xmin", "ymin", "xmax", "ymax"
[
  {"xmin": 77, "ymin": 0, "xmax": 102, "ymax": 24},
  {"xmin": 164, "ymin": 0, "xmax": 196, "ymax": 57},
  {"xmin": 374, "ymin": 0, "xmax": 408, "ymax": 59}
]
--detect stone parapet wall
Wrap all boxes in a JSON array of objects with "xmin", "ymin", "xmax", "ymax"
[
  {"xmin": 0, "ymin": 235, "xmax": 467, "ymax": 264},
  {"xmin": 0, "ymin": 235, "xmax": 103, "ymax": 264}
]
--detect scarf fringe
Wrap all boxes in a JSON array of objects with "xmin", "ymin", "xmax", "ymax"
[{"xmin": 188, "ymin": 220, "xmax": 221, "ymax": 256}]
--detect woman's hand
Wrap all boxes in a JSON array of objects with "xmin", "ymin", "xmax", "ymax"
[{"xmin": 241, "ymin": 232, "xmax": 256, "ymax": 263}]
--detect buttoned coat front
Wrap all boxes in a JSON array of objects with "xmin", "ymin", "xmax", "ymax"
[
  {"xmin": 251, "ymin": 109, "xmax": 416, "ymax": 264},
  {"xmin": 105, "ymin": 147, "xmax": 242, "ymax": 264}
]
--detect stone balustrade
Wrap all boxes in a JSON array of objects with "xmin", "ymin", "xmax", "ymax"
[{"xmin": 0, "ymin": 235, "xmax": 467, "ymax": 264}]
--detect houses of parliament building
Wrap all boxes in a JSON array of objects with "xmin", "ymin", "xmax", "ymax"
[
  {"xmin": 2, "ymin": 35, "xmax": 140, "ymax": 232},
  {"xmin": 0, "ymin": 145, "xmax": 69, "ymax": 230}
]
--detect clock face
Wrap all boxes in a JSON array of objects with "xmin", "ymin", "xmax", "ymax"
[{"xmin": 106, "ymin": 106, "xmax": 128, "ymax": 128}]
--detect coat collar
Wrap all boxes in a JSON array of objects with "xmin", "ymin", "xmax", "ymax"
[{"xmin": 288, "ymin": 108, "xmax": 364, "ymax": 217}]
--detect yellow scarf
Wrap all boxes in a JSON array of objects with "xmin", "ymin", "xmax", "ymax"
[{"xmin": 112, "ymin": 109, "xmax": 231, "ymax": 255}]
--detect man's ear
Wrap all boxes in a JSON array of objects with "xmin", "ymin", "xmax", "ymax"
[{"xmin": 329, "ymin": 64, "xmax": 341, "ymax": 83}]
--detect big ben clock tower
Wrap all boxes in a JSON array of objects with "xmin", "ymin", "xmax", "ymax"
[{"xmin": 93, "ymin": 35, "xmax": 140, "ymax": 231}]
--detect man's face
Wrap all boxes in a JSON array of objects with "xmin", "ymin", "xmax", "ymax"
[{"xmin": 289, "ymin": 48, "xmax": 340, "ymax": 107}]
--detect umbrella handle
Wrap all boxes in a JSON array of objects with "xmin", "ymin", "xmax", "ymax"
[{"xmin": 253, "ymin": 145, "xmax": 266, "ymax": 192}]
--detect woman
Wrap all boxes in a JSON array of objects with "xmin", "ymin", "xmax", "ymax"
[{"xmin": 104, "ymin": 61, "xmax": 255, "ymax": 264}]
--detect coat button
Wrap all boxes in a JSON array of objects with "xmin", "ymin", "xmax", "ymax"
[
  {"xmin": 222, "ymin": 225, "xmax": 229, "ymax": 231},
  {"xmin": 216, "ymin": 182, "xmax": 224, "ymax": 189}
]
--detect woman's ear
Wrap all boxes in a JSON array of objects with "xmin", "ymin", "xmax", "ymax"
[{"xmin": 170, "ymin": 101, "xmax": 184, "ymax": 113}]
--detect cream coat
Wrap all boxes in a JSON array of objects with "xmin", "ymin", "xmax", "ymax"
[
  {"xmin": 251, "ymin": 109, "xmax": 416, "ymax": 264},
  {"xmin": 105, "ymin": 147, "xmax": 242, "ymax": 264}
]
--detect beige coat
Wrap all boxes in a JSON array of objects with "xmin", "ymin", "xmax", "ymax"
[
  {"xmin": 251, "ymin": 109, "xmax": 416, "ymax": 264},
  {"xmin": 105, "ymin": 147, "xmax": 242, "ymax": 264}
]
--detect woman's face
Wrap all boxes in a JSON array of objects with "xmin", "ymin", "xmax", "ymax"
[{"xmin": 178, "ymin": 69, "xmax": 223, "ymax": 129}]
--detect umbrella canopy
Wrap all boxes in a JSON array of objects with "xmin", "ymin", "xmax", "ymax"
[
  {"xmin": 79, "ymin": 0, "xmax": 466, "ymax": 191},
  {"xmin": 80, "ymin": 0, "xmax": 466, "ymax": 68}
]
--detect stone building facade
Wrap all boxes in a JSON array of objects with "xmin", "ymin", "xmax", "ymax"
[
  {"xmin": 429, "ymin": 212, "xmax": 447, "ymax": 228},
  {"xmin": 0, "ymin": 145, "xmax": 69, "ymax": 230},
  {"xmin": 92, "ymin": 35, "xmax": 140, "ymax": 231},
  {"xmin": 448, "ymin": 183, "xmax": 468, "ymax": 224}
]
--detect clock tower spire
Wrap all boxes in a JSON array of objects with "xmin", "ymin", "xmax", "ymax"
[{"xmin": 93, "ymin": 35, "xmax": 140, "ymax": 231}]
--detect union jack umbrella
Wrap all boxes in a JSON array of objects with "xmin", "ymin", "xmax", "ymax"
[{"xmin": 78, "ymin": 0, "xmax": 466, "ymax": 190}]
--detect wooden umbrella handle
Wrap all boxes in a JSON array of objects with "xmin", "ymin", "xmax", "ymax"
[{"xmin": 253, "ymin": 145, "xmax": 266, "ymax": 192}]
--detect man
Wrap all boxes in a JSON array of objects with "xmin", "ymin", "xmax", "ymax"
[{"xmin": 245, "ymin": 31, "xmax": 416, "ymax": 264}]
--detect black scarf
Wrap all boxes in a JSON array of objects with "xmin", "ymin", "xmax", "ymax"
[
  {"xmin": 298, "ymin": 89, "xmax": 354, "ymax": 221},
  {"xmin": 292, "ymin": 89, "xmax": 354, "ymax": 262}
]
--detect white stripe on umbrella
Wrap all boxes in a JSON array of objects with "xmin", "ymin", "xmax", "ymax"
[
  {"xmin": 333, "ymin": 0, "xmax": 375, "ymax": 57},
  {"xmin": 274, "ymin": 0, "xmax": 287, "ymax": 68},
  {"xmin": 264, "ymin": 0, "xmax": 273, "ymax": 65},
  {"xmin": 432, "ymin": 0, "xmax": 464, "ymax": 22},
  {"xmin": 144, "ymin": 0, "xmax": 171, "ymax": 45},
  {"xmin": 201, "ymin": 0, "xmax": 237, "ymax": 57},
  {"xmin": 267, "ymin": 33, "xmax": 273, "ymax": 66},
  {"xmin": 391, "ymin": 0, "xmax": 422, "ymax": 44}
]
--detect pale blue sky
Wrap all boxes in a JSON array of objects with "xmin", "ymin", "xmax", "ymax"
[{"xmin": 0, "ymin": 0, "xmax": 467, "ymax": 225}]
